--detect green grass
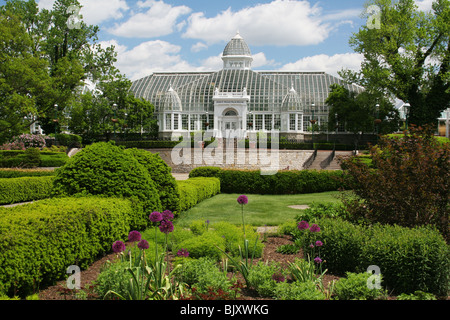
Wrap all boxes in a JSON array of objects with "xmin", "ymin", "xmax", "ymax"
[{"xmin": 174, "ymin": 191, "xmax": 342, "ymax": 228}]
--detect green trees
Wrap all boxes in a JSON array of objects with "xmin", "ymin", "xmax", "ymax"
[
  {"xmin": 0, "ymin": 0, "xmax": 157, "ymax": 144},
  {"xmin": 326, "ymin": 84, "xmax": 400, "ymax": 143},
  {"xmin": 342, "ymin": 0, "xmax": 450, "ymax": 126}
]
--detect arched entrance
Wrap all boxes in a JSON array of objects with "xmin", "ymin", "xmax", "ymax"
[{"xmin": 222, "ymin": 108, "xmax": 241, "ymax": 132}]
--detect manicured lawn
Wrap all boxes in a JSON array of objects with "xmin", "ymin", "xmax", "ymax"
[{"xmin": 174, "ymin": 191, "xmax": 342, "ymax": 227}]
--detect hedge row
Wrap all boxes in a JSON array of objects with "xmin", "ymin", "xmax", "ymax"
[
  {"xmin": 0, "ymin": 169, "xmax": 56, "ymax": 179},
  {"xmin": 0, "ymin": 197, "xmax": 136, "ymax": 297},
  {"xmin": 188, "ymin": 167, "xmax": 347, "ymax": 194},
  {"xmin": 176, "ymin": 177, "xmax": 221, "ymax": 212},
  {"xmin": 294, "ymin": 217, "xmax": 449, "ymax": 296},
  {"xmin": 0, "ymin": 150, "xmax": 68, "ymax": 168},
  {"xmin": 0, "ymin": 176, "xmax": 54, "ymax": 205}
]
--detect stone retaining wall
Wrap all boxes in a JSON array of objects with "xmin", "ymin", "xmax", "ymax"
[{"xmin": 146, "ymin": 148, "xmax": 314, "ymax": 173}]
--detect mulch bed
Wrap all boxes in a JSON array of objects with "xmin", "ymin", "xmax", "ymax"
[{"xmin": 37, "ymin": 234, "xmax": 340, "ymax": 301}]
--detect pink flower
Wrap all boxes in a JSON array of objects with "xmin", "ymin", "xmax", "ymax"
[
  {"xmin": 237, "ymin": 195, "xmax": 248, "ymax": 205},
  {"xmin": 112, "ymin": 240, "xmax": 126, "ymax": 253},
  {"xmin": 297, "ymin": 221, "xmax": 309, "ymax": 230},
  {"xmin": 128, "ymin": 230, "xmax": 141, "ymax": 242},
  {"xmin": 149, "ymin": 211, "xmax": 163, "ymax": 223},
  {"xmin": 309, "ymin": 224, "xmax": 321, "ymax": 233},
  {"xmin": 137, "ymin": 239, "xmax": 149, "ymax": 250}
]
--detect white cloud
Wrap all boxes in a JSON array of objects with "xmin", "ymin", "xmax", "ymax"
[
  {"xmin": 415, "ymin": 0, "xmax": 434, "ymax": 11},
  {"xmin": 38, "ymin": 0, "xmax": 129, "ymax": 25},
  {"xmin": 191, "ymin": 42, "xmax": 208, "ymax": 53},
  {"xmin": 112, "ymin": 40, "xmax": 203, "ymax": 80},
  {"xmin": 108, "ymin": 0, "xmax": 191, "ymax": 38},
  {"xmin": 183, "ymin": 0, "xmax": 331, "ymax": 46},
  {"xmin": 280, "ymin": 53, "xmax": 364, "ymax": 77}
]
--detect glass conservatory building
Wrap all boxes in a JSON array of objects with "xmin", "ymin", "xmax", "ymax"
[{"xmin": 130, "ymin": 32, "xmax": 365, "ymax": 139}]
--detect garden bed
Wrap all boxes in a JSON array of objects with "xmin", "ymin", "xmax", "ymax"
[{"xmin": 36, "ymin": 234, "xmax": 339, "ymax": 301}]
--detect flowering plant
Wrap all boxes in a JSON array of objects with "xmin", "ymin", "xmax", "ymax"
[
  {"xmin": 217, "ymin": 195, "xmax": 259, "ymax": 287},
  {"xmin": 106, "ymin": 213, "xmax": 185, "ymax": 300},
  {"xmin": 11, "ymin": 134, "xmax": 47, "ymax": 149}
]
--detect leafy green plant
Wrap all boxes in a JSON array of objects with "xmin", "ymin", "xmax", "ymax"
[
  {"xmin": 274, "ymin": 280, "xmax": 326, "ymax": 300},
  {"xmin": 333, "ymin": 272, "xmax": 387, "ymax": 300},
  {"xmin": 174, "ymin": 257, "xmax": 234, "ymax": 298},
  {"xmin": 247, "ymin": 261, "xmax": 286, "ymax": 297},
  {"xmin": 397, "ymin": 291, "xmax": 437, "ymax": 300}
]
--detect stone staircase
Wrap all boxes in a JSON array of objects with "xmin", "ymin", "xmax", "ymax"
[{"xmin": 306, "ymin": 150, "xmax": 352, "ymax": 170}]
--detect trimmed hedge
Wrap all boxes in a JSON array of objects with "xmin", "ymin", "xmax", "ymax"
[
  {"xmin": 124, "ymin": 148, "xmax": 180, "ymax": 213},
  {"xmin": 0, "ymin": 168, "xmax": 56, "ymax": 179},
  {"xmin": 189, "ymin": 166, "xmax": 347, "ymax": 194},
  {"xmin": 0, "ymin": 150, "xmax": 68, "ymax": 168},
  {"xmin": 176, "ymin": 177, "xmax": 221, "ymax": 212},
  {"xmin": 0, "ymin": 176, "xmax": 54, "ymax": 205},
  {"xmin": 0, "ymin": 197, "xmax": 135, "ymax": 298},
  {"xmin": 52, "ymin": 142, "xmax": 162, "ymax": 229},
  {"xmin": 294, "ymin": 217, "xmax": 449, "ymax": 296}
]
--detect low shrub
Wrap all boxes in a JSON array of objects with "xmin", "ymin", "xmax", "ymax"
[
  {"xmin": 247, "ymin": 261, "xmax": 286, "ymax": 297},
  {"xmin": 189, "ymin": 167, "xmax": 347, "ymax": 194},
  {"xmin": 0, "ymin": 150, "xmax": 68, "ymax": 168},
  {"xmin": 0, "ymin": 197, "xmax": 134, "ymax": 298},
  {"xmin": 23, "ymin": 148, "xmax": 41, "ymax": 168},
  {"xmin": 125, "ymin": 148, "xmax": 180, "ymax": 213},
  {"xmin": 174, "ymin": 257, "xmax": 234, "ymax": 297},
  {"xmin": 0, "ymin": 168, "xmax": 56, "ymax": 179},
  {"xmin": 52, "ymin": 142, "xmax": 162, "ymax": 229},
  {"xmin": 0, "ymin": 176, "xmax": 54, "ymax": 205},
  {"xmin": 53, "ymin": 133, "xmax": 82, "ymax": 148},
  {"xmin": 173, "ymin": 232, "xmax": 226, "ymax": 261},
  {"xmin": 274, "ymin": 280, "xmax": 326, "ymax": 300},
  {"xmin": 333, "ymin": 272, "xmax": 387, "ymax": 300},
  {"xmin": 176, "ymin": 177, "xmax": 220, "ymax": 212},
  {"xmin": 293, "ymin": 217, "xmax": 450, "ymax": 296}
]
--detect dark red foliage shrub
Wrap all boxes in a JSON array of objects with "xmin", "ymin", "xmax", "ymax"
[{"xmin": 340, "ymin": 126, "xmax": 449, "ymax": 241}]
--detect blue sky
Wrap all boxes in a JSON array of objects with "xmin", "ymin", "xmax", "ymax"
[{"xmin": 3, "ymin": 0, "xmax": 435, "ymax": 81}]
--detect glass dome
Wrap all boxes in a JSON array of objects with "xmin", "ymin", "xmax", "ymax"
[
  {"xmin": 223, "ymin": 32, "xmax": 252, "ymax": 57},
  {"xmin": 162, "ymin": 85, "xmax": 182, "ymax": 112},
  {"xmin": 281, "ymin": 86, "xmax": 303, "ymax": 112}
]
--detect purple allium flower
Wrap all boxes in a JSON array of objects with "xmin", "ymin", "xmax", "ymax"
[
  {"xmin": 272, "ymin": 273, "xmax": 285, "ymax": 283},
  {"xmin": 297, "ymin": 221, "xmax": 309, "ymax": 230},
  {"xmin": 309, "ymin": 224, "xmax": 321, "ymax": 233},
  {"xmin": 112, "ymin": 240, "xmax": 126, "ymax": 253},
  {"xmin": 137, "ymin": 239, "xmax": 149, "ymax": 250},
  {"xmin": 237, "ymin": 195, "xmax": 248, "ymax": 205},
  {"xmin": 149, "ymin": 211, "xmax": 163, "ymax": 223},
  {"xmin": 309, "ymin": 243, "xmax": 315, "ymax": 249},
  {"xmin": 128, "ymin": 230, "xmax": 141, "ymax": 242},
  {"xmin": 315, "ymin": 240, "xmax": 323, "ymax": 247},
  {"xmin": 162, "ymin": 210, "xmax": 174, "ymax": 221},
  {"xmin": 177, "ymin": 248, "xmax": 189, "ymax": 257},
  {"xmin": 314, "ymin": 257, "xmax": 322, "ymax": 264},
  {"xmin": 159, "ymin": 220, "xmax": 174, "ymax": 234}
]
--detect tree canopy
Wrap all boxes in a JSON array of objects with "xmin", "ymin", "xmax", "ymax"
[{"xmin": 341, "ymin": 0, "xmax": 450, "ymax": 126}]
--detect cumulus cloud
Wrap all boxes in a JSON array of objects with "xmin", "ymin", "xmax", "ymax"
[
  {"xmin": 415, "ymin": 0, "xmax": 434, "ymax": 11},
  {"xmin": 280, "ymin": 53, "xmax": 364, "ymax": 77},
  {"xmin": 183, "ymin": 0, "xmax": 331, "ymax": 46},
  {"xmin": 108, "ymin": 0, "xmax": 191, "ymax": 38},
  {"xmin": 110, "ymin": 40, "xmax": 204, "ymax": 80},
  {"xmin": 38, "ymin": 0, "xmax": 129, "ymax": 25}
]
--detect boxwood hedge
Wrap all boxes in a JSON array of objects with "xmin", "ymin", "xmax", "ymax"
[
  {"xmin": 0, "ymin": 197, "xmax": 135, "ymax": 298},
  {"xmin": 189, "ymin": 166, "xmax": 347, "ymax": 194},
  {"xmin": 294, "ymin": 217, "xmax": 449, "ymax": 296},
  {"xmin": 52, "ymin": 142, "xmax": 162, "ymax": 229},
  {"xmin": 176, "ymin": 177, "xmax": 221, "ymax": 212},
  {"xmin": 0, "ymin": 176, "xmax": 54, "ymax": 205}
]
